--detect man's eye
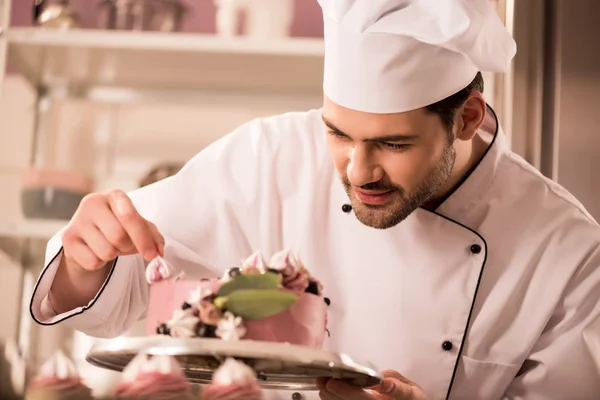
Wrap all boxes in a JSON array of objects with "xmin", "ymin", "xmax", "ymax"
[
  {"xmin": 327, "ymin": 129, "xmax": 347, "ymax": 139},
  {"xmin": 382, "ymin": 142, "xmax": 411, "ymax": 151}
]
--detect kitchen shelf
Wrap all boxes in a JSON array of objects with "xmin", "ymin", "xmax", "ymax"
[
  {"xmin": 5, "ymin": 28, "xmax": 325, "ymax": 96},
  {"xmin": 0, "ymin": 218, "xmax": 67, "ymax": 239}
]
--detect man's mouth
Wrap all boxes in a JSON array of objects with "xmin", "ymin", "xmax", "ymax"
[{"xmin": 353, "ymin": 188, "xmax": 395, "ymax": 205}]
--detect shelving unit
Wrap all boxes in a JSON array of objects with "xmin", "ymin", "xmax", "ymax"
[
  {"xmin": 6, "ymin": 27, "xmax": 325, "ymax": 96},
  {"xmin": 0, "ymin": 218, "xmax": 67, "ymax": 239}
]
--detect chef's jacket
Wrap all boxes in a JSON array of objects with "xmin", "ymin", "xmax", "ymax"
[{"xmin": 30, "ymin": 105, "xmax": 600, "ymax": 399}]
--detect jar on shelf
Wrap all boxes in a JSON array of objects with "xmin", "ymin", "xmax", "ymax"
[{"xmin": 214, "ymin": 0, "xmax": 295, "ymax": 38}]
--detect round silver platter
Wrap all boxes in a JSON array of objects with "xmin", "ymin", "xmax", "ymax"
[{"xmin": 87, "ymin": 336, "xmax": 382, "ymax": 391}]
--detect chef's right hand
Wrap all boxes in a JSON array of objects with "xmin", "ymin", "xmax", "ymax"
[{"xmin": 62, "ymin": 189, "xmax": 165, "ymax": 271}]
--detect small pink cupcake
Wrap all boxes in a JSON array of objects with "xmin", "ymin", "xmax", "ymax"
[
  {"xmin": 201, "ymin": 358, "xmax": 263, "ymax": 400},
  {"xmin": 114, "ymin": 353, "xmax": 194, "ymax": 400},
  {"xmin": 25, "ymin": 350, "xmax": 93, "ymax": 400}
]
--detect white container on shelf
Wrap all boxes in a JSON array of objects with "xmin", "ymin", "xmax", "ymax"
[
  {"xmin": 214, "ymin": 0, "xmax": 295, "ymax": 38},
  {"xmin": 246, "ymin": 0, "xmax": 295, "ymax": 38}
]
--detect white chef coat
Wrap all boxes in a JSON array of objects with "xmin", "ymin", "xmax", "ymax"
[{"xmin": 30, "ymin": 106, "xmax": 600, "ymax": 400}]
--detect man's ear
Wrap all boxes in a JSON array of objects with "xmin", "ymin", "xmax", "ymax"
[{"xmin": 455, "ymin": 92, "xmax": 486, "ymax": 141}]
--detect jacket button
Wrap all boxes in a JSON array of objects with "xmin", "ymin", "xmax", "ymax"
[
  {"xmin": 342, "ymin": 204, "xmax": 353, "ymax": 213},
  {"xmin": 292, "ymin": 393, "xmax": 305, "ymax": 400},
  {"xmin": 442, "ymin": 341, "xmax": 453, "ymax": 351},
  {"xmin": 470, "ymin": 244, "xmax": 482, "ymax": 254}
]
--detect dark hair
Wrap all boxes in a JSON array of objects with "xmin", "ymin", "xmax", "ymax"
[{"xmin": 425, "ymin": 72, "xmax": 484, "ymax": 133}]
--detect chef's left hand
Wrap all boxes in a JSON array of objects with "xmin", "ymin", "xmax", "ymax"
[{"xmin": 317, "ymin": 370, "xmax": 428, "ymax": 400}]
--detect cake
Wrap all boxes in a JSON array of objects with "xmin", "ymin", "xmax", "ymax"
[
  {"xmin": 146, "ymin": 250, "xmax": 329, "ymax": 347},
  {"xmin": 25, "ymin": 350, "xmax": 93, "ymax": 400},
  {"xmin": 113, "ymin": 353, "xmax": 194, "ymax": 400}
]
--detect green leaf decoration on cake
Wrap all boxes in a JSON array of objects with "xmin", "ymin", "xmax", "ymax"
[
  {"xmin": 220, "ymin": 289, "xmax": 298, "ymax": 320},
  {"xmin": 217, "ymin": 272, "xmax": 281, "ymax": 297},
  {"xmin": 213, "ymin": 296, "xmax": 228, "ymax": 309}
]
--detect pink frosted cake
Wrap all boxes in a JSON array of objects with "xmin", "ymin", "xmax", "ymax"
[
  {"xmin": 114, "ymin": 353, "xmax": 195, "ymax": 400},
  {"xmin": 201, "ymin": 357, "xmax": 264, "ymax": 399},
  {"xmin": 25, "ymin": 350, "xmax": 93, "ymax": 400},
  {"xmin": 146, "ymin": 250, "xmax": 329, "ymax": 348}
]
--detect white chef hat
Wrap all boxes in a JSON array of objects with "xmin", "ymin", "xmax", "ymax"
[{"xmin": 317, "ymin": 0, "xmax": 517, "ymax": 114}]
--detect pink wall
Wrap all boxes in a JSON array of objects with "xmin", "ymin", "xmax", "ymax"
[{"xmin": 10, "ymin": 0, "xmax": 324, "ymax": 37}]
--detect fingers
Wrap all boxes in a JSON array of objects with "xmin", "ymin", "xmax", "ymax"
[
  {"xmin": 62, "ymin": 190, "xmax": 166, "ymax": 271},
  {"xmin": 371, "ymin": 371, "xmax": 427, "ymax": 400},
  {"xmin": 106, "ymin": 190, "xmax": 162, "ymax": 261},
  {"xmin": 319, "ymin": 390, "xmax": 344, "ymax": 400},
  {"xmin": 145, "ymin": 219, "xmax": 165, "ymax": 257},
  {"xmin": 91, "ymin": 202, "xmax": 135, "ymax": 254},
  {"xmin": 80, "ymin": 225, "xmax": 120, "ymax": 263},
  {"xmin": 318, "ymin": 373, "xmax": 424, "ymax": 400},
  {"xmin": 381, "ymin": 370, "xmax": 413, "ymax": 385},
  {"xmin": 317, "ymin": 378, "xmax": 342, "ymax": 400},
  {"xmin": 375, "ymin": 377, "xmax": 413, "ymax": 399},
  {"xmin": 318, "ymin": 378, "xmax": 377, "ymax": 400},
  {"xmin": 62, "ymin": 235, "xmax": 105, "ymax": 271}
]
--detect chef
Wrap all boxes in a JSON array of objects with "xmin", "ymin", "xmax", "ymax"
[{"xmin": 29, "ymin": 0, "xmax": 600, "ymax": 399}]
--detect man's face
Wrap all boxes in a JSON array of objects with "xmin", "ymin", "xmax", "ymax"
[{"xmin": 323, "ymin": 96, "xmax": 456, "ymax": 229}]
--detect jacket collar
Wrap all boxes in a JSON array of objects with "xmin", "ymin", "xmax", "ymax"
[{"xmin": 434, "ymin": 104, "xmax": 508, "ymax": 220}]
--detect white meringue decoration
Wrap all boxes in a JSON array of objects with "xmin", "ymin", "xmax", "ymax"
[
  {"xmin": 145, "ymin": 256, "xmax": 175, "ymax": 284},
  {"xmin": 269, "ymin": 249, "xmax": 302, "ymax": 277},
  {"xmin": 122, "ymin": 353, "xmax": 150, "ymax": 382},
  {"xmin": 241, "ymin": 250, "xmax": 267, "ymax": 273},
  {"xmin": 167, "ymin": 309, "xmax": 200, "ymax": 338},
  {"xmin": 38, "ymin": 350, "xmax": 80, "ymax": 380},
  {"xmin": 187, "ymin": 286, "xmax": 213, "ymax": 306},
  {"xmin": 216, "ymin": 312, "xmax": 247, "ymax": 341},
  {"xmin": 212, "ymin": 358, "xmax": 256, "ymax": 386},
  {"xmin": 289, "ymin": 250, "xmax": 305, "ymax": 269},
  {"xmin": 149, "ymin": 354, "xmax": 185, "ymax": 376},
  {"xmin": 269, "ymin": 249, "xmax": 290, "ymax": 268},
  {"xmin": 220, "ymin": 271, "xmax": 231, "ymax": 283},
  {"xmin": 122, "ymin": 353, "xmax": 184, "ymax": 382}
]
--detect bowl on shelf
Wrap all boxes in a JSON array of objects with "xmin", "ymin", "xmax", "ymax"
[
  {"xmin": 138, "ymin": 162, "xmax": 184, "ymax": 188},
  {"xmin": 20, "ymin": 167, "xmax": 94, "ymax": 221},
  {"xmin": 97, "ymin": 0, "xmax": 188, "ymax": 32}
]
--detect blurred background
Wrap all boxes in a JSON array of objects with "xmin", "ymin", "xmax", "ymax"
[{"xmin": 0, "ymin": 0, "xmax": 598, "ymax": 398}]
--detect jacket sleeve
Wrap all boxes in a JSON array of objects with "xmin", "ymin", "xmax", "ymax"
[
  {"xmin": 29, "ymin": 116, "xmax": 288, "ymax": 338},
  {"xmin": 503, "ymin": 244, "xmax": 600, "ymax": 400}
]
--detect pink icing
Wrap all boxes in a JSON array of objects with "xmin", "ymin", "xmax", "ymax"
[
  {"xmin": 202, "ymin": 382, "xmax": 263, "ymax": 400},
  {"xmin": 146, "ymin": 280, "xmax": 221, "ymax": 335},
  {"xmin": 244, "ymin": 291, "xmax": 327, "ymax": 347},
  {"xmin": 114, "ymin": 371, "xmax": 193, "ymax": 399},
  {"xmin": 30, "ymin": 376, "xmax": 87, "ymax": 391},
  {"xmin": 28, "ymin": 351, "xmax": 93, "ymax": 398}
]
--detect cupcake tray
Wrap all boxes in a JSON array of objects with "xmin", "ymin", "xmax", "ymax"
[{"xmin": 86, "ymin": 336, "xmax": 382, "ymax": 391}]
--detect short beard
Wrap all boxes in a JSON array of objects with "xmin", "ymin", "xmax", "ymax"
[{"xmin": 341, "ymin": 144, "xmax": 456, "ymax": 229}]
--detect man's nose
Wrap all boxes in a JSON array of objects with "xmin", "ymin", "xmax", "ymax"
[{"xmin": 347, "ymin": 146, "xmax": 383, "ymax": 187}]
